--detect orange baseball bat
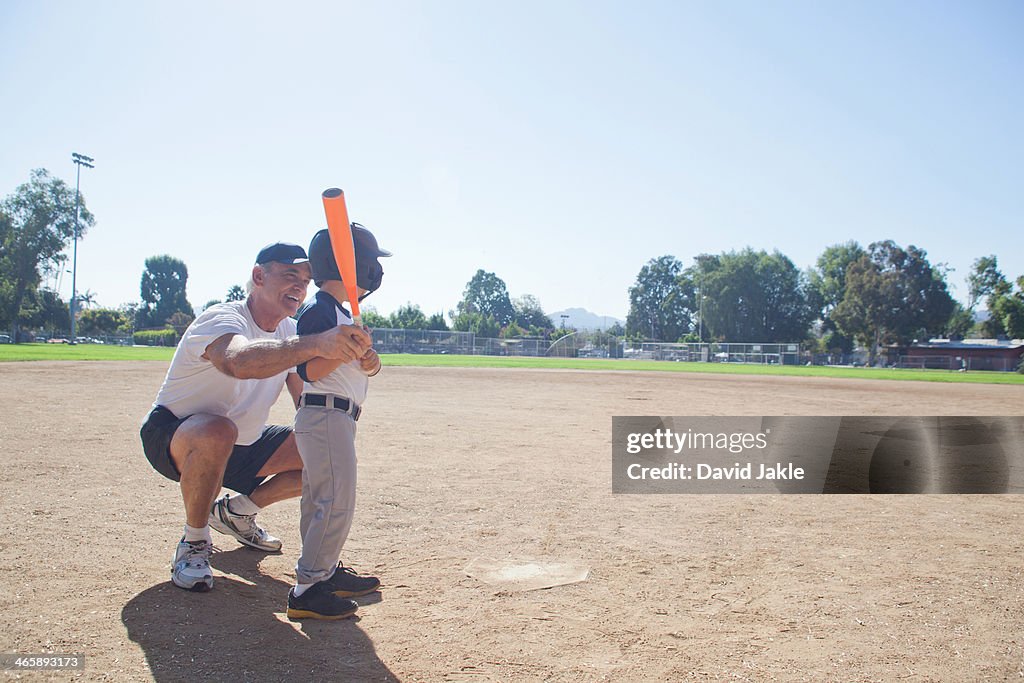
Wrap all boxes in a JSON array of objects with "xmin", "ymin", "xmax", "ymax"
[{"xmin": 321, "ymin": 188, "xmax": 362, "ymax": 326}]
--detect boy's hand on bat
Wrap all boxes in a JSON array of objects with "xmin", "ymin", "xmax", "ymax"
[{"xmin": 360, "ymin": 348, "xmax": 381, "ymax": 376}]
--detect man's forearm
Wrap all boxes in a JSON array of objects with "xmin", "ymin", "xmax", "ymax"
[
  {"xmin": 223, "ymin": 335, "xmax": 322, "ymax": 380},
  {"xmin": 208, "ymin": 325, "xmax": 371, "ymax": 380}
]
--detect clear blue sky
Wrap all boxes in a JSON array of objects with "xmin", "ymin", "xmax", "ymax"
[{"xmin": 2, "ymin": 1, "xmax": 1021, "ymax": 321}]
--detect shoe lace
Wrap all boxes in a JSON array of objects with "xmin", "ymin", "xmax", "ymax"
[
  {"xmin": 231, "ymin": 512, "xmax": 267, "ymax": 542},
  {"xmin": 182, "ymin": 541, "xmax": 211, "ymax": 568}
]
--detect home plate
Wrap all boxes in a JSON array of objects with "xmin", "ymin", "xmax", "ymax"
[{"xmin": 464, "ymin": 558, "xmax": 590, "ymax": 591}]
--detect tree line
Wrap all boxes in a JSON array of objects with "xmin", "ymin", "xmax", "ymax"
[
  {"xmin": 4, "ymin": 167, "xmax": 1022, "ymax": 356},
  {"xmin": 0, "ymin": 169, "xmax": 245, "ymax": 340},
  {"xmin": 625, "ymin": 244, "xmax": 1024, "ymax": 364}
]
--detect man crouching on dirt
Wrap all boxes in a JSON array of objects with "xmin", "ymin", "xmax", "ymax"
[{"xmin": 139, "ymin": 242, "xmax": 370, "ymax": 591}]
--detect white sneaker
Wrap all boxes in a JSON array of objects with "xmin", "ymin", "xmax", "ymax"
[
  {"xmin": 171, "ymin": 539, "xmax": 213, "ymax": 591},
  {"xmin": 209, "ymin": 494, "xmax": 283, "ymax": 552}
]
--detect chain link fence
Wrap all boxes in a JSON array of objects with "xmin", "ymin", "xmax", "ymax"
[
  {"xmin": 897, "ymin": 354, "xmax": 1018, "ymax": 372},
  {"xmin": 34, "ymin": 324, "xmax": 1017, "ymax": 371},
  {"xmin": 622, "ymin": 341, "xmax": 803, "ymax": 365},
  {"xmin": 366, "ymin": 331, "xmax": 805, "ymax": 363},
  {"xmin": 369, "ymin": 329, "xmax": 577, "ymax": 357},
  {"xmin": 10, "ymin": 331, "xmax": 135, "ymax": 345}
]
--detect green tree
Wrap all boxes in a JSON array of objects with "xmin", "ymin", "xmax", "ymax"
[
  {"xmin": 966, "ymin": 256, "xmax": 1013, "ymax": 337},
  {"xmin": 807, "ymin": 241, "xmax": 866, "ymax": 353},
  {"xmin": 451, "ymin": 310, "xmax": 500, "ymax": 337},
  {"xmin": 691, "ymin": 249, "xmax": 813, "ymax": 343},
  {"xmin": 76, "ymin": 288, "xmax": 98, "ymax": 310},
  {"xmin": 512, "ymin": 294, "xmax": 550, "ymax": 330},
  {"xmin": 550, "ymin": 325, "xmax": 574, "ymax": 341},
  {"xmin": 967, "ymin": 255, "xmax": 1004, "ymax": 312},
  {"xmin": 626, "ymin": 255, "xmax": 693, "ymax": 341},
  {"xmin": 993, "ymin": 298, "xmax": 1024, "ymax": 338},
  {"xmin": 17, "ymin": 287, "xmax": 70, "ymax": 333},
  {"xmin": 117, "ymin": 302, "xmax": 140, "ymax": 334},
  {"xmin": 78, "ymin": 307, "xmax": 129, "ymax": 336},
  {"xmin": 0, "ymin": 211, "xmax": 14, "ymax": 328},
  {"xmin": 1, "ymin": 169, "xmax": 94, "ymax": 341},
  {"xmin": 500, "ymin": 321, "xmax": 526, "ymax": 339},
  {"xmin": 876, "ymin": 241, "xmax": 955, "ymax": 342},
  {"xmin": 832, "ymin": 255, "xmax": 889, "ymax": 363},
  {"xmin": 361, "ymin": 308, "xmax": 390, "ymax": 329},
  {"xmin": 139, "ymin": 255, "xmax": 194, "ymax": 328},
  {"xmin": 0, "ymin": 209, "xmax": 10, "ymax": 248},
  {"xmin": 809, "ymin": 242, "xmax": 866, "ymax": 315},
  {"xmin": 473, "ymin": 313, "xmax": 501, "ymax": 338},
  {"xmin": 986, "ymin": 274, "xmax": 1024, "ymax": 339},
  {"xmin": 833, "ymin": 241, "xmax": 955, "ymax": 364},
  {"xmin": 425, "ymin": 312, "xmax": 449, "ymax": 331},
  {"xmin": 225, "ymin": 284, "xmax": 246, "ymax": 302},
  {"xmin": 456, "ymin": 270, "xmax": 515, "ymax": 327},
  {"xmin": 389, "ymin": 303, "xmax": 429, "ymax": 329},
  {"xmin": 945, "ymin": 303, "xmax": 974, "ymax": 340}
]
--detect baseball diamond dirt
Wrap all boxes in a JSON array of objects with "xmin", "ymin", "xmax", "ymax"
[{"xmin": 1, "ymin": 361, "xmax": 1023, "ymax": 681}]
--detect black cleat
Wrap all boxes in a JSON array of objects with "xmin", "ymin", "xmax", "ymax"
[
  {"xmin": 286, "ymin": 581, "xmax": 359, "ymax": 620},
  {"xmin": 324, "ymin": 563, "xmax": 380, "ymax": 597}
]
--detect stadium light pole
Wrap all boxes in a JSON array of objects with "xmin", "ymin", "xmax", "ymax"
[
  {"xmin": 697, "ymin": 273, "xmax": 706, "ymax": 346},
  {"xmin": 698, "ymin": 295, "xmax": 704, "ymax": 343},
  {"xmin": 70, "ymin": 152, "xmax": 95, "ymax": 344}
]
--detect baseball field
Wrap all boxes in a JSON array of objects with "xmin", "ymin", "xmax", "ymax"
[{"xmin": 2, "ymin": 359, "xmax": 1023, "ymax": 681}]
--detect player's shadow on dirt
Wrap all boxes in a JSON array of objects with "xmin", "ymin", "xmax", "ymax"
[{"xmin": 121, "ymin": 547, "xmax": 397, "ymax": 682}]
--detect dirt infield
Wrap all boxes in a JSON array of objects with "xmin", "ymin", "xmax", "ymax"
[{"xmin": 1, "ymin": 361, "xmax": 1023, "ymax": 682}]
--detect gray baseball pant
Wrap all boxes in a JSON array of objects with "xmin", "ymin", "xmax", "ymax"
[{"xmin": 293, "ymin": 404, "xmax": 358, "ymax": 585}]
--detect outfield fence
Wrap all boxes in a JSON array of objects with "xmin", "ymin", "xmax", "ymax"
[
  {"xmin": 625, "ymin": 342, "xmax": 803, "ymax": 365},
  {"xmin": 16, "ymin": 326, "xmax": 807, "ymax": 366},
  {"xmin": 371, "ymin": 328, "xmax": 474, "ymax": 354},
  {"xmin": 38, "ymin": 325, "xmax": 1020, "ymax": 372},
  {"xmin": 14, "ymin": 332, "xmax": 135, "ymax": 346},
  {"xmin": 897, "ymin": 355, "xmax": 1019, "ymax": 372},
  {"xmin": 369, "ymin": 329, "xmax": 583, "ymax": 357},
  {"xmin": 367, "ymin": 330, "xmax": 804, "ymax": 364}
]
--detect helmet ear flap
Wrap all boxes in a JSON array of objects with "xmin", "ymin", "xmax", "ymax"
[{"xmin": 357, "ymin": 260, "xmax": 383, "ymax": 299}]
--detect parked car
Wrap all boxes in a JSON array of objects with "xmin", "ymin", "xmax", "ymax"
[{"xmin": 0, "ymin": 334, "xmax": 10, "ymax": 344}]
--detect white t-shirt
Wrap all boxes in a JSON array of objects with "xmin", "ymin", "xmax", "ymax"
[{"xmin": 153, "ymin": 300, "xmax": 297, "ymax": 445}]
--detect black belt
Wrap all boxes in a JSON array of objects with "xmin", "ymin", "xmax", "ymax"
[{"xmin": 300, "ymin": 393, "xmax": 362, "ymax": 421}]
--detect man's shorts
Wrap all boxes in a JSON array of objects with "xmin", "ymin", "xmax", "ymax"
[{"xmin": 140, "ymin": 406, "xmax": 292, "ymax": 495}]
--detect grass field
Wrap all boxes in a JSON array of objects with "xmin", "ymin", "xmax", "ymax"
[
  {"xmin": 2, "ymin": 343, "xmax": 1022, "ymax": 385},
  {"xmin": 0, "ymin": 343, "xmax": 175, "ymax": 362},
  {"xmin": 383, "ymin": 354, "xmax": 1024, "ymax": 384}
]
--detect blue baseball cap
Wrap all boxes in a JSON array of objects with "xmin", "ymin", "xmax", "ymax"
[{"xmin": 255, "ymin": 242, "xmax": 309, "ymax": 265}]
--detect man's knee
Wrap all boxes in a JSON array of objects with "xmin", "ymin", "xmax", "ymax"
[
  {"xmin": 171, "ymin": 415, "xmax": 238, "ymax": 470},
  {"xmin": 189, "ymin": 415, "xmax": 238, "ymax": 450}
]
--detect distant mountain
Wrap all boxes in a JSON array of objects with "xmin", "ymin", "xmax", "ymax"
[{"xmin": 548, "ymin": 308, "xmax": 624, "ymax": 331}]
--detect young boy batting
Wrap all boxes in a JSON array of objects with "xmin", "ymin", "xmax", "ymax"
[{"xmin": 286, "ymin": 223, "xmax": 392, "ymax": 620}]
